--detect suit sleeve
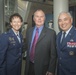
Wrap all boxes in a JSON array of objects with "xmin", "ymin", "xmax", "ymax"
[
  {"xmin": 0, "ymin": 33, "xmax": 8, "ymax": 75},
  {"xmin": 48, "ymin": 30, "xmax": 57, "ymax": 74}
]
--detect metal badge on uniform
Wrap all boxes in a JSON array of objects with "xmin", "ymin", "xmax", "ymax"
[
  {"xmin": 9, "ymin": 37, "xmax": 16, "ymax": 44},
  {"xmin": 9, "ymin": 37, "xmax": 14, "ymax": 41},
  {"xmin": 70, "ymin": 39, "xmax": 74, "ymax": 42},
  {"xmin": 69, "ymin": 51, "xmax": 74, "ymax": 55}
]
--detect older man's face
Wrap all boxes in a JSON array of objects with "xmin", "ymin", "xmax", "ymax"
[
  {"xmin": 58, "ymin": 13, "xmax": 73, "ymax": 31},
  {"xmin": 33, "ymin": 10, "xmax": 45, "ymax": 28}
]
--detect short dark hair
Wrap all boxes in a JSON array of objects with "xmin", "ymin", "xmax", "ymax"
[{"xmin": 9, "ymin": 13, "xmax": 23, "ymax": 22}]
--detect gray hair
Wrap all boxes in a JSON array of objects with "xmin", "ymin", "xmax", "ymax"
[
  {"xmin": 58, "ymin": 11, "xmax": 73, "ymax": 19},
  {"xmin": 33, "ymin": 9, "xmax": 45, "ymax": 18}
]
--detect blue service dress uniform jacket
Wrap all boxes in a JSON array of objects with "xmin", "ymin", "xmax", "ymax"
[
  {"xmin": 0, "ymin": 29, "xmax": 23, "ymax": 75},
  {"xmin": 56, "ymin": 26, "xmax": 76, "ymax": 75}
]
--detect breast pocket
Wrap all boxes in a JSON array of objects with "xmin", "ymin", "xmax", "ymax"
[{"xmin": 8, "ymin": 40, "xmax": 17, "ymax": 50}]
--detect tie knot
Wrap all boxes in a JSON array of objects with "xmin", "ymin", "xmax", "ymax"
[
  {"xmin": 17, "ymin": 34, "xmax": 20, "ymax": 38},
  {"xmin": 36, "ymin": 28, "xmax": 39, "ymax": 30},
  {"xmin": 63, "ymin": 32, "xmax": 66, "ymax": 36},
  {"xmin": 63, "ymin": 32, "xmax": 66, "ymax": 34},
  {"xmin": 36, "ymin": 28, "xmax": 39, "ymax": 32},
  {"xmin": 17, "ymin": 34, "xmax": 19, "ymax": 36},
  {"xmin": 17, "ymin": 34, "xmax": 18, "ymax": 36}
]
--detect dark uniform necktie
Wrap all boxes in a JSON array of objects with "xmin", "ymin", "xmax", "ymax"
[
  {"xmin": 61, "ymin": 32, "xmax": 66, "ymax": 44},
  {"xmin": 17, "ymin": 34, "xmax": 21, "ymax": 43},
  {"xmin": 30, "ymin": 28, "xmax": 39, "ymax": 63}
]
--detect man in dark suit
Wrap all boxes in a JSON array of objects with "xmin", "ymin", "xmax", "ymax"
[
  {"xmin": 56, "ymin": 11, "xmax": 76, "ymax": 75},
  {"xmin": 25, "ymin": 9, "xmax": 57, "ymax": 75},
  {"xmin": 0, "ymin": 13, "xmax": 23, "ymax": 75}
]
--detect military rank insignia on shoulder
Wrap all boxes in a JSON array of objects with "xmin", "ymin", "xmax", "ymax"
[{"xmin": 4, "ymin": 32, "xmax": 7, "ymax": 34}]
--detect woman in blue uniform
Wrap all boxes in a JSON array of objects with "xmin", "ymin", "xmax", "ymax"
[{"xmin": 0, "ymin": 13, "xmax": 23, "ymax": 75}]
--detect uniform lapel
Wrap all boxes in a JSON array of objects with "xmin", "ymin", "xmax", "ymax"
[
  {"xmin": 61, "ymin": 27, "xmax": 75, "ymax": 49},
  {"xmin": 9, "ymin": 29, "xmax": 20, "ymax": 45},
  {"xmin": 28, "ymin": 27, "xmax": 46, "ymax": 52},
  {"xmin": 19, "ymin": 33, "xmax": 23, "ymax": 46},
  {"xmin": 56, "ymin": 32, "xmax": 62, "ymax": 50}
]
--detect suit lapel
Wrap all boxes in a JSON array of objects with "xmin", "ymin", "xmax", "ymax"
[
  {"xmin": 29, "ymin": 27, "xmax": 34, "ymax": 48},
  {"xmin": 29, "ymin": 27, "xmax": 46, "ymax": 46},
  {"xmin": 37, "ymin": 27, "xmax": 46, "ymax": 44}
]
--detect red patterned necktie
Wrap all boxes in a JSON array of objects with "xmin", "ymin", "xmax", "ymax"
[{"xmin": 30, "ymin": 28, "xmax": 39, "ymax": 63}]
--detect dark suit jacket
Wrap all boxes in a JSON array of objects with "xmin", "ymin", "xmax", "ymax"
[
  {"xmin": 0, "ymin": 29, "xmax": 23, "ymax": 75},
  {"xmin": 56, "ymin": 26, "xmax": 76, "ymax": 75},
  {"xmin": 25, "ymin": 26, "xmax": 57, "ymax": 75}
]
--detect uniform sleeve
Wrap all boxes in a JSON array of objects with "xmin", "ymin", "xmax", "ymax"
[{"xmin": 0, "ymin": 33, "xmax": 8, "ymax": 75}]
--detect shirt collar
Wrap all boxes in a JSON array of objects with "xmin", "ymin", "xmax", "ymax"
[
  {"xmin": 62, "ymin": 26, "xmax": 72, "ymax": 37},
  {"xmin": 35, "ymin": 25, "xmax": 44, "ymax": 31},
  {"xmin": 12, "ymin": 28, "xmax": 19, "ymax": 36}
]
